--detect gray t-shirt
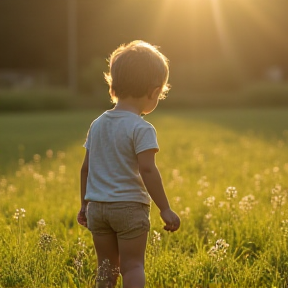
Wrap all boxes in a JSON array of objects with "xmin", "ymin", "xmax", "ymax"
[{"xmin": 84, "ymin": 110, "xmax": 159, "ymax": 205}]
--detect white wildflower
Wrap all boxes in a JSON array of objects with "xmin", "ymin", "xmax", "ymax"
[
  {"xmin": 208, "ymin": 239, "xmax": 229, "ymax": 261},
  {"xmin": 37, "ymin": 219, "xmax": 46, "ymax": 228},
  {"xmin": 239, "ymin": 194, "xmax": 257, "ymax": 212},
  {"xmin": 225, "ymin": 186, "xmax": 237, "ymax": 200},
  {"xmin": 204, "ymin": 196, "xmax": 215, "ymax": 207}
]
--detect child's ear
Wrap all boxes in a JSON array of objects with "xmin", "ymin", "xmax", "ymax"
[{"xmin": 149, "ymin": 87, "xmax": 162, "ymax": 99}]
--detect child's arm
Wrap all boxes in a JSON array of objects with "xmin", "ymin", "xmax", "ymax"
[
  {"xmin": 77, "ymin": 150, "xmax": 89, "ymax": 227},
  {"xmin": 138, "ymin": 149, "xmax": 180, "ymax": 232}
]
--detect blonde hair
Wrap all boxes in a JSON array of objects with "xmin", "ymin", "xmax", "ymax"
[{"xmin": 104, "ymin": 40, "xmax": 170, "ymax": 103}]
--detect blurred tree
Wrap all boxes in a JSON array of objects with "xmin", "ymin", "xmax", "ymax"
[
  {"xmin": 79, "ymin": 57, "xmax": 107, "ymax": 94},
  {"xmin": 0, "ymin": 0, "xmax": 287, "ymax": 92}
]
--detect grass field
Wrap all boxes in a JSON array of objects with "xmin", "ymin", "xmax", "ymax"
[{"xmin": 1, "ymin": 108, "xmax": 288, "ymax": 287}]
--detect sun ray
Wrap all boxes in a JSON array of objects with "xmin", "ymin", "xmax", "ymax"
[
  {"xmin": 209, "ymin": 0, "xmax": 248, "ymax": 80},
  {"xmin": 149, "ymin": 0, "xmax": 175, "ymax": 41},
  {"xmin": 210, "ymin": 0, "xmax": 231, "ymax": 58}
]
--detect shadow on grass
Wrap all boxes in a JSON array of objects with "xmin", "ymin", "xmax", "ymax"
[
  {"xmin": 1, "ymin": 108, "xmax": 288, "ymax": 175},
  {"xmin": 0, "ymin": 110, "xmax": 102, "ymax": 174},
  {"xmin": 152, "ymin": 107, "xmax": 288, "ymax": 141}
]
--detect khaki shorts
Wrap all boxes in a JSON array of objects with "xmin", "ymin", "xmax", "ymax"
[{"xmin": 86, "ymin": 201, "xmax": 150, "ymax": 239}]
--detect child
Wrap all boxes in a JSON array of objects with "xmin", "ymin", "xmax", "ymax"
[{"xmin": 77, "ymin": 40, "xmax": 180, "ymax": 288}]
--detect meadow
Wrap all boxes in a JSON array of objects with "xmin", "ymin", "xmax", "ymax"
[{"xmin": 1, "ymin": 108, "xmax": 288, "ymax": 288}]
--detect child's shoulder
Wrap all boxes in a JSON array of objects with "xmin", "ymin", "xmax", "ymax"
[{"xmin": 91, "ymin": 110, "xmax": 155, "ymax": 130}]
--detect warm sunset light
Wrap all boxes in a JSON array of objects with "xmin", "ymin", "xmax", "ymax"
[{"xmin": 1, "ymin": 1, "xmax": 288, "ymax": 287}]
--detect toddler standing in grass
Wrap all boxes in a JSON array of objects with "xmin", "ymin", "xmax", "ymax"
[{"xmin": 77, "ymin": 40, "xmax": 180, "ymax": 288}]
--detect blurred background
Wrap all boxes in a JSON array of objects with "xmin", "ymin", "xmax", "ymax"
[{"xmin": 1, "ymin": 0, "xmax": 288, "ymax": 111}]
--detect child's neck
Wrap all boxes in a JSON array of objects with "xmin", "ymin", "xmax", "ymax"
[{"xmin": 113, "ymin": 98, "xmax": 144, "ymax": 115}]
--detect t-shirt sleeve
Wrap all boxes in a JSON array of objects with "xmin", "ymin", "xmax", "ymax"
[
  {"xmin": 134, "ymin": 123, "xmax": 159, "ymax": 154},
  {"xmin": 83, "ymin": 126, "xmax": 92, "ymax": 150}
]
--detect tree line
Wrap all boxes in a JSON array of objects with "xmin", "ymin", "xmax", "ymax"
[{"xmin": 0, "ymin": 0, "xmax": 288, "ymax": 94}]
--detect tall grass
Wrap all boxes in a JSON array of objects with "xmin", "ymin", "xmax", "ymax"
[{"xmin": 1, "ymin": 109, "xmax": 288, "ymax": 287}]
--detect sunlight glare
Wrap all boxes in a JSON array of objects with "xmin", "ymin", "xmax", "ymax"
[
  {"xmin": 210, "ymin": 0, "xmax": 231, "ymax": 57},
  {"xmin": 150, "ymin": 0, "xmax": 175, "ymax": 40},
  {"xmin": 209, "ymin": 0, "xmax": 247, "ymax": 78}
]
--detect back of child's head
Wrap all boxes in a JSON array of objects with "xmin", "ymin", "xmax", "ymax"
[{"xmin": 104, "ymin": 40, "xmax": 170, "ymax": 103}]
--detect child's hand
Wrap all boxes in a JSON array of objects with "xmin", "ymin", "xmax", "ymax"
[
  {"xmin": 77, "ymin": 210, "xmax": 87, "ymax": 228},
  {"xmin": 160, "ymin": 208, "xmax": 180, "ymax": 232}
]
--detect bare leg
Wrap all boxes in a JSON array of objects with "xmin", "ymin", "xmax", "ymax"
[
  {"xmin": 92, "ymin": 233, "xmax": 120, "ymax": 288},
  {"xmin": 118, "ymin": 232, "xmax": 148, "ymax": 288}
]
